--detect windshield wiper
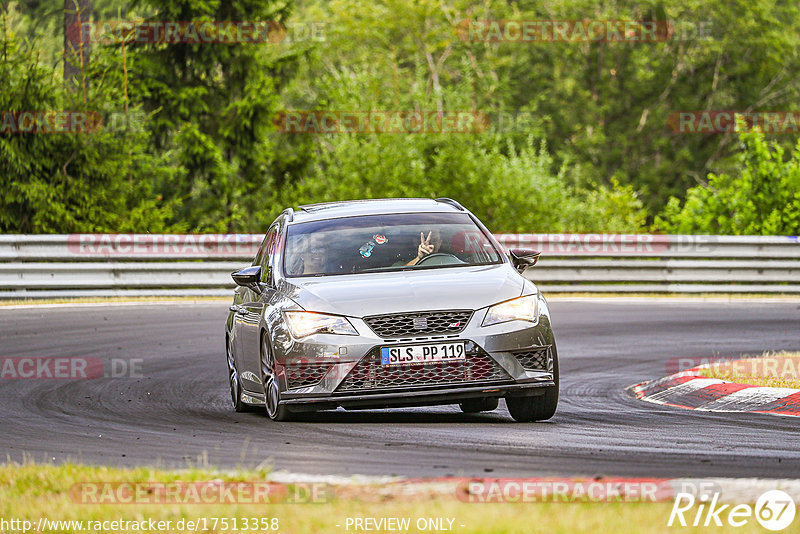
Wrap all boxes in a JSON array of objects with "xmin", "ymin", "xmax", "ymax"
[{"xmin": 359, "ymin": 266, "xmax": 411, "ymax": 273}]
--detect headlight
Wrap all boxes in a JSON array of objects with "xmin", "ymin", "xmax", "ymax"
[
  {"xmin": 284, "ymin": 311, "xmax": 358, "ymax": 338},
  {"xmin": 482, "ymin": 295, "xmax": 539, "ymax": 327}
]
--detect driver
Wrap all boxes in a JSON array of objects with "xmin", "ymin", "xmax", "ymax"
[
  {"xmin": 290, "ymin": 233, "xmax": 328, "ymax": 275},
  {"xmin": 406, "ymin": 230, "xmax": 442, "ymax": 266}
]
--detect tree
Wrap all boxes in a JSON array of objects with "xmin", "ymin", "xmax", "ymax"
[
  {"xmin": 292, "ymin": 0, "xmax": 800, "ymax": 216},
  {"xmin": 126, "ymin": 0, "xmax": 302, "ymax": 232},
  {"xmin": 0, "ymin": 17, "xmax": 179, "ymax": 233},
  {"xmin": 63, "ymin": 0, "xmax": 92, "ymax": 95}
]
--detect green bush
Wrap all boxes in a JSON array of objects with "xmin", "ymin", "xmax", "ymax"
[
  {"xmin": 655, "ymin": 128, "xmax": 800, "ymax": 235},
  {"xmin": 273, "ymin": 133, "xmax": 647, "ymax": 233}
]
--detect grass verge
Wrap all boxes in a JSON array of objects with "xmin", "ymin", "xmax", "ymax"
[
  {"xmin": 0, "ymin": 463, "xmax": 767, "ymax": 534},
  {"xmin": 697, "ymin": 351, "xmax": 800, "ymax": 389}
]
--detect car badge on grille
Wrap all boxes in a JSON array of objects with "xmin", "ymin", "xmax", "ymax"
[
  {"xmin": 413, "ymin": 317, "xmax": 428, "ymax": 329},
  {"xmin": 448, "ymin": 321, "xmax": 461, "ymax": 328}
]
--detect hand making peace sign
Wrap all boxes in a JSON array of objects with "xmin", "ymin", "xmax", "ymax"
[{"xmin": 417, "ymin": 231, "xmax": 435, "ymax": 260}]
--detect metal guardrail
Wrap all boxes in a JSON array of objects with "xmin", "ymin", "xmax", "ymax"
[{"xmin": 0, "ymin": 234, "xmax": 798, "ymax": 298}]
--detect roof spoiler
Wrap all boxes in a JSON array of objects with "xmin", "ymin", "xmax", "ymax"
[{"xmin": 434, "ymin": 197, "xmax": 465, "ymax": 211}]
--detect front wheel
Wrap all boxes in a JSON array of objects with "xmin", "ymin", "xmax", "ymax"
[
  {"xmin": 506, "ymin": 344, "xmax": 559, "ymax": 422},
  {"xmin": 261, "ymin": 332, "xmax": 294, "ymax": 421},
  {"xmin": 506, "ymin": 387, "xmax": 558, "ymax": 422}
]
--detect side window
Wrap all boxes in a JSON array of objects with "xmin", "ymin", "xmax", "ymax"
[
  {"xmin": 260, "ymin": 226, "xmax": 279, "ymax": 284},
  {"xmin": 252, "ymin": 234, "xmax": 269, "ymax": 267}
]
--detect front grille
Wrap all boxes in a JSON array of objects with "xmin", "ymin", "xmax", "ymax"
[
  {"xmin": 285, "ymin": 363, "xmax": 331, "ymax": 389},
  {"xmin": 364, "ymin": 310, "xmax": 472, "ymax": 338},
  {"xmin": 513, "ymin": 347, "xmax": 551, "ymax": 372},
  {"xmin": 336, "ymin": 345, "xmax": 511, "ymax": 392}
]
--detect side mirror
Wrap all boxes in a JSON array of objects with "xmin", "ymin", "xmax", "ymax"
[
  {"xmin": 231, "ymin": 265, "xmax": 263, "ymax": 295},
  {"xmin": 509, "ymin": 248, "xmax": 541, "ymax": 273}
]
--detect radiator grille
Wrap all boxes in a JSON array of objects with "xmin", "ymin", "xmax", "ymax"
[{"xmin": 364, "ymin": 310, "xmax": 472, "ymax": 338}]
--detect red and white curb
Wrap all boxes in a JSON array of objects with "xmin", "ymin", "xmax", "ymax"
[{"xmin": 630, "ymin": 368, "xmax": 800, "ymax": 417}]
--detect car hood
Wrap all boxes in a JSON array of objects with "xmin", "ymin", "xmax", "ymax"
[{"xmin": 282, "ymin": 264, "xmax": 525, "ymax": 317}]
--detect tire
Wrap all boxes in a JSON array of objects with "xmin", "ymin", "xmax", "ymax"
[
  {"xmin": 260, "ymin": 331, "xmax": 294, "ymax": 422},
  {"xmin": 227, "ymin": 336, "xmax": 256, "ymax": 413},
  {"xmin": 459, "ymin": 397, "xmax": 499, "ymax": 413},
  {"xmin": 506, "ymin": 344, "xmax": 559, "ymax": 422}
]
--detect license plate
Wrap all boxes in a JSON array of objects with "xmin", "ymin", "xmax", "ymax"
[{"xmin": 380, "ymin": 342, "xmax": 466, "ymax": 366}]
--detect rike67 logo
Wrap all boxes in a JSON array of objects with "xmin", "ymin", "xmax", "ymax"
[{"xmin": 669, "ymin": 490, "xmax": 796, "ymax": 531}]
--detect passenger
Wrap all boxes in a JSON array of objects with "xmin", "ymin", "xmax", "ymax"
[{"xmin": 406, "ymin": 230, "xmax": 442, "ymax": 266}]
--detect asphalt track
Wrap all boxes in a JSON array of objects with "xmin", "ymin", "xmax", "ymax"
[{"xmin": 1, "ymin": 299, "xmax": 799, "ymax": 479}]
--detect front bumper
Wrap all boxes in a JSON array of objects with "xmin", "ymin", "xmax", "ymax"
[
  {"xmin": 283, "ymin": 380, "xmax": 555, "ymax": 411},
  {"xmin": 262, "ymin": 300, "xmax": 556, "ymax": 410}
]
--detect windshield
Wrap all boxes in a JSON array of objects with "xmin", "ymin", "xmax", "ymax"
[{"xmin": 283, "ymin": 212, "xmax": 503, "ymax": 277}]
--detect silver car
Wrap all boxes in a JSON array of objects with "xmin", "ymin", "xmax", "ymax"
[{"xmin": 225, "ymin": 198, "xmax": 558, "ymax": 422}]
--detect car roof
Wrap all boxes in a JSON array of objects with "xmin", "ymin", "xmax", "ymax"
[{"xmin": 288, "ymin": 198, "xmax": 465, "ymax": 224}]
